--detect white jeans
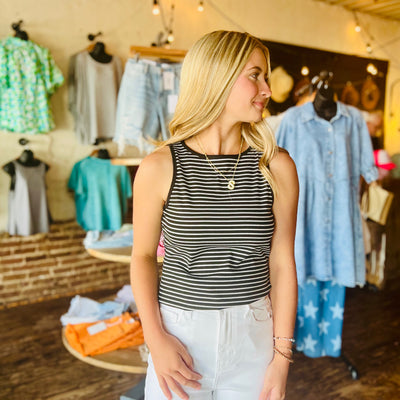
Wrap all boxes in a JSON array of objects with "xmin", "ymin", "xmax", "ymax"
[{"xmin": 145, "ymin": 296, "xmax": 274, "ymax": 399}]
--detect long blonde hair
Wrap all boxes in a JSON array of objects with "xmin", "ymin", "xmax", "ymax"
[{"xmin": 162, "ymin": 30, "xmax": 278, "ymax": 192}]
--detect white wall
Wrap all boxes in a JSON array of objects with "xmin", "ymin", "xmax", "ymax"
[{"xmin": 1, "ymin": 0, "xmax": 400, "ymax": 231}]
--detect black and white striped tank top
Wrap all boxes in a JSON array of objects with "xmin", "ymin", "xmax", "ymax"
[{"xmin": 159, "ymin": 140, "xmax": 274, "ymax": 310}]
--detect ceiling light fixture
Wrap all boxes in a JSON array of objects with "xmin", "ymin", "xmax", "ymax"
[
  {"xmin": 152, "ymin": 0, "xmax": 160, "ymax": 15},
  {"xmin": 301, "ymin": 66, "xmax": 310, "ymax": 76}
]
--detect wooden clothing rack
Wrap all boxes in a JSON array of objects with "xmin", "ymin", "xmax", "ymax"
[{"xmin": 129, "ymin": 45, "xmax": 187, "ymax": 61}]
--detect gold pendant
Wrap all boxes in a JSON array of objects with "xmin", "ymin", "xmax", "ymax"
[{"xmin": 227, "ymin": 180, "xmax": 235, "ymax": 190}]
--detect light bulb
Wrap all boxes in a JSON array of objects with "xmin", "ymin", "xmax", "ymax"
[
  {"xmin": 198, "ymin": 1, "xmax": 204, "ymax": 12},
  {"xmin": 366, "ymin": 43, "xmax": 372, "ymax": 53},
  {"xmin": 167, "ymin": 30, "xmax": 175, "ymax": 43},
  {"xmin": 355, "ymin": 24, "xmax": 361, "ymax": 32},
  {"xmin": 301, "ymin": 66, "xmax": 309, "ymax": 76},
  {"xmin": 366, "ymin": 63, "xmax": 378, "ymax": 76},
  {"xmin": 152, "ymin": 0, "xmax": 160, "ymax": 15}
]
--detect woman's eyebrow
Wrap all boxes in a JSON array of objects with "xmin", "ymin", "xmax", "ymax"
[{"xmin": 247, "ymin": 66, "xmax": 262, "ymax": 72}]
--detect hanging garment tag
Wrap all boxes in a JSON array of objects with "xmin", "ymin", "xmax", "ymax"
[
  {"xmin": 168, "ymin": 94, "xmax": 178, "ymax": 114},
  {"xmin": 87, "ymin": 321, "xmax": 107, "ymax": 335},
  {"xmin": 163, "ymin": 71, "xmax": 175, "ymax": 91}
]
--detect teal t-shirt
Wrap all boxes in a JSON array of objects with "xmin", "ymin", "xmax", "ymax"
[
  {"xmin": 0, "ymin": 37, "xmax": 64, "ymax": 133},
  {"xmin": 68, "ymin": 157, "xmax": 132, "ymax": 231}
]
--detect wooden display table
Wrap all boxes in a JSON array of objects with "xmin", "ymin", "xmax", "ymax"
[
  {"xmin": 87, "ymin": 246, "xmax": 133, "ymax": 263},
  {"xmin": 111, "ymin": 158, "xmax": 143, "ymax": 166},
  {"xmin": 86, "ymin": 246, "xmax": 164, "ymax": 264},
  {"xmin": 62, "ymin": 328, "xmax": 147, "ymax": 374},
  {"xmin": 62, "ymin": 245, "xmax": 161, "ymax": 398}
]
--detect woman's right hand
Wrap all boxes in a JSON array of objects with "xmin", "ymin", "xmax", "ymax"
[{"xmin": 149, "ymin": 331, "xmax": 202, "ymax": 400}]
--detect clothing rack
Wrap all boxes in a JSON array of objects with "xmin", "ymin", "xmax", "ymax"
[{"xmin": 129, "ymin": 45, "xmax": 187, "ymax": 61}]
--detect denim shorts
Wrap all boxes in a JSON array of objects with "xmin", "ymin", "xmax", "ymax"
[
  {"xmin": 145, "ymin": 296, "xmax": 274, "ymax": 399},
  {"xmin": 114, "ymin": 58, "xmax": 181, "ymax": 154}
]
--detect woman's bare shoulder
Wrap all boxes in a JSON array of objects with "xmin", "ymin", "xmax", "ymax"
[
  {"xmin": 269, "ymin": 148, "xmax": 298, "ymax": 189},
  {"xmin": 270, "ymin": 147, "xmax": 296, "ymax": 171},
  {"xmin": 138, "ymin": 146, "xmax": 172, "ymax": 174},
  {"xmin": 134, "ymin": 146, "xmax": 173, "ymax": 197}
]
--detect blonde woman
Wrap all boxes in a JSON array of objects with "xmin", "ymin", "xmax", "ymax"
[{"xmin": 131, "ymin": 30, "xmax": 298, "ymax": 400}]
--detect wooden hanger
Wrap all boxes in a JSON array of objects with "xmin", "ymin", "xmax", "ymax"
[{"xmin": 130, "ymin": 45, "xmax": 187, "ymax": 61}]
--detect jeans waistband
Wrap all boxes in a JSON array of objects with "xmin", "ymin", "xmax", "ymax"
[
  {"xmin": 160, "ymin": 296, "xmax": 270, "ymax": 320},
  {"xmin": 126, "ymin": 57, "xmax": 182, "ymax": 74}
]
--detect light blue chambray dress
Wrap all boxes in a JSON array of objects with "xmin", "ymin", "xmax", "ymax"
[{"xmin": 276, "ymin": 101, "xmax": 378, "ymax": 357}]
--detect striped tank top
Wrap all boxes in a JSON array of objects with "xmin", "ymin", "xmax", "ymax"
[{"xmin": 159, "ymin": 140, "xmax": 275, "ymax": 310}]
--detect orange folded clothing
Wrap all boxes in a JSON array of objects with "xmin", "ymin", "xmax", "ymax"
[{"xmin": 65, "ymin": 312, "xmax": 144, "ymax": 356}]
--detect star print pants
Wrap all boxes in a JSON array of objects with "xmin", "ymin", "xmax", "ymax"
[
  {"xmin": 145, "ymin": 297, "xmax": 274, "ymax": 399},
  {"xmin": 294, "ymin": 279, "xmax": 346, "ymax": 358}
]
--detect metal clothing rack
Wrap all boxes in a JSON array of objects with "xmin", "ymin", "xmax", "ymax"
[{"xmin": 341, "ymin": 353, "xmax": 359, "ymax": 380}]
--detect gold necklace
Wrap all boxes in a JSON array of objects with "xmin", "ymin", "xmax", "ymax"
[{"xmin": 196, "ymin": 136, "xmax": 244, "ymax": 190}]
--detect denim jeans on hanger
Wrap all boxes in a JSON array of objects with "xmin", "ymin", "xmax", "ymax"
[{"xmin": 114, "ymin": 58, "xmax": 182, "ymax": 154}]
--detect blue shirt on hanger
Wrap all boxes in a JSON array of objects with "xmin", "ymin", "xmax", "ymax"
[
  {"xmin": 68, "ymin": 157, "xmax": 132, "ymax": 231},
  {"xmin": 276, "ymin": 101, "xmax": 378, "ymax": 287}
]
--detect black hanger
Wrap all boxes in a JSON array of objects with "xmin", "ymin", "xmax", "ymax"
[
  {"xmin": 90, "ymin": 138, "xmax": 111, "ymax": 159},
  {"xmin": 2, "ymin": 139, "xmax": 48, "ymax": 190},
  {"xmin": 88, "ymin": 32, "xmax": 112, "ymax": 63},
  {"xmin": 12, "ymin": 20, "xmax": 29, "ymax": 41},
  {"xmin": 312, "ymin": 71, "xmax": 337, "ymax": 121},
  {"xmin": 97, "ymin": 148, "xmax": 111, "ymax": 159}
]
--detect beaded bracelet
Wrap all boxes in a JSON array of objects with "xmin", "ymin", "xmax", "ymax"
[
  {"xmin": 273, "ymin": 347, "xmax": 294, "ymax": 364},
  {"xmin": 273, "ymin": 336, "xmax": 295, "ymax": 343}
]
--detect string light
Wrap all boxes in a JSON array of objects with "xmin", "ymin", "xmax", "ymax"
[
  {"xmin": 366, "ymin": 43, "xmax": 372, "ymax": 54},
  {"xmin": 353, "ymin": 11, "xmax": 361, "ymax": 32},
  {"xmin": 167, "ymin": 30, "xmax": 175, "ymax": 43},
  {"xmin": 198, "ymin": 1, "xmax": 204, "ymax": 12},
  {"xmin": 366, "ymin": 63, "xmax": 378, "ymax": 76},
  {"xmin": 152, "ymin": 0, "xmax": 160, "ymax": 15},
  {"xmin": 301, "ymin": 66, "xmax": 310, "ymax": 76}
]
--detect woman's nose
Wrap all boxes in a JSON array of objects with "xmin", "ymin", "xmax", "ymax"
[{"xmin": 261, "ymin": 82, "xmax": 272, "ymax": 98}]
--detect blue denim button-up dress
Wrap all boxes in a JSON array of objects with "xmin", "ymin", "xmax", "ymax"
[{"xmin": 276, "ymin": 101, "xmax": 378, "ymax": 287}]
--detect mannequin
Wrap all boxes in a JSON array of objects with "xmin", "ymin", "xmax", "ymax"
[
  {"xmin": 89, "ymin": 42, "xmax": 112, "ymax": 64},
  {"xmin": 313, "ymin": 85, "xmax": 337, "ymax": 121}
]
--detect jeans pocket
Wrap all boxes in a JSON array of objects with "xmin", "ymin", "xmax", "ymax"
[
  {"xmin": 160, "ymin": 305, "xmax": 183, "ymax": 325},
  {"xmin": 249, "ymin": 298, "xmax": 273, "ymax": 322}
]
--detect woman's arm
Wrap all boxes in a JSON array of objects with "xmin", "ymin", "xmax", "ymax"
[
  {"xmin": 131, "ymin": 148, "xmax": 201, "ymax": 400},
  {"xmin": 259, "ymin": 150, "xmax": 299, "ymax": 400}
]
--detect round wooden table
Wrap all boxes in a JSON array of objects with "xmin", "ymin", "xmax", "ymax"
[
  {"xmin": 86, "ymin": 246, "xmax": 164, "ymax": 264},
  {"xmin": 62, "ymin": 327, "xmax": 147, "ymax": 374},
  {"xmin": 62, "ymin": 247, "xmax": 163, "ymax": 375}
]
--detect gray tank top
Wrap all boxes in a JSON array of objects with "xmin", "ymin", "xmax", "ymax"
[{"xmin": 8, "ymin": 161, "xmax": 49, "ymax": 236}]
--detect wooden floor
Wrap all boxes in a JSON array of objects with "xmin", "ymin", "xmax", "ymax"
[
  {"xmin": 1, "ymin": 265, "xmax": 399, "ymax": 400},
  {"xmin": 1, "ymin": 180, "xmax": 400, "ymax": 400}
]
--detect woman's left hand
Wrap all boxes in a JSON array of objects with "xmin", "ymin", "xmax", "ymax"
[{"xmin": 258, "ymin": 357, "xmax": 290, "ymax": 400}]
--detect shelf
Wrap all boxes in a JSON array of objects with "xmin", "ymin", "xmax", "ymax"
[
  {"xmin": 111, "ymin": 158, "xmax": 143, "ymax": 166},
  {"xmin": 87, "ymin": 246, "xmax": 163, "ymax": 264},
  {"xmin": 130, "ymin": 45, "xmax": 187, "ymax": 61}
]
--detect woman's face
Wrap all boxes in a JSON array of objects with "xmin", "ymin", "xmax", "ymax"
[{"xmin": 223, "ymin": 48, "xmax": 271, "ymax": 125}]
